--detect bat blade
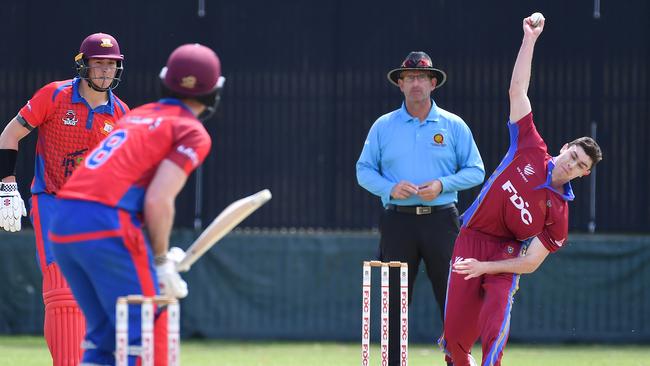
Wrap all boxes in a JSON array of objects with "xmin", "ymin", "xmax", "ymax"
[{"xmin": 176, "ymin": 189, "xmax": 272, "ymax": 272}]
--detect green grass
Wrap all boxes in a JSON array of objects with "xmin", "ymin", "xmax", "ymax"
[{"xmin": 1, "ymin": 336, "xmax": 649, "ymax": 365}]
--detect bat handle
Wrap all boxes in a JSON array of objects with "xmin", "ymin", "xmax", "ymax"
[{"xmin": 176, "ymin": 262, "xmax": 190, "ymax": 273}]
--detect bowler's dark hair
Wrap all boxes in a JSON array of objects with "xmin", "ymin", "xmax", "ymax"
[{"xmin": 568, "ymin": 137, "xmax": 602, "ymax": 169}]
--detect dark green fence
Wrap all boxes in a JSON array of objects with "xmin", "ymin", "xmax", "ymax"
[{"xmin": 2, "ymin": 230, "xmax": 649, "ymax": 344}]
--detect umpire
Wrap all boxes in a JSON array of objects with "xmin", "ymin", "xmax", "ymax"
[{"xmin": 356, "ymin": 51, "xmax": 484, "ymax": 366}]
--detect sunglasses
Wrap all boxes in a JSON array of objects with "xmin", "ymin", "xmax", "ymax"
[{"xmin": 400, "ymin": 74, "xmax": 432, "ymax": 82}]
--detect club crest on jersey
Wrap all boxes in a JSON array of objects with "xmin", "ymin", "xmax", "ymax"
[
  {"xmin": 100, "ymin": 38, "xmax": 114, "ymax": 48},
  {"xmin": 524, "ymin": 163, "xmax": 535, "ymax": 175},
  {"xmin": 101, "ymin": 121, "xmax": 114, "ymax": 135},
  {"xmin": 516, "ymin": 163, "xmax": 535, "ymax": 183},
  {"xmin": 62, "ymin": 110, "xmax": 78, "ymax": 126},
  {"xmin": 432, "ymin": 133, "xmax": 446, "ymax": 147}
]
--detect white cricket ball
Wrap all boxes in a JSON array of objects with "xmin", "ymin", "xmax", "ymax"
[{"xmin": 530, "ymin": 12, "xmax": 544, "ymax": 27}]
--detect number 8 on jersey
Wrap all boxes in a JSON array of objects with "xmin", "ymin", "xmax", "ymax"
[{"xmin": 86, "ymin": 130, "xmax": 128, "ymax": 169}]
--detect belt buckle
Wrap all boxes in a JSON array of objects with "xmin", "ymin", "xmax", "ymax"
[{"xmin": 416, "ymin": 206, "xmax": 431, "ymax": 215}]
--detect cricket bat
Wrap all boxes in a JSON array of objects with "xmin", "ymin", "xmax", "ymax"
[{"xmin": 176, "ymin": 189, "xmax": 272, "ymax": 272}]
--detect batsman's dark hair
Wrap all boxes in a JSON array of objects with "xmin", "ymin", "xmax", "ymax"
[{"xmin": 568, "ymin": 137, "xmax": 602, "ymax": 169}]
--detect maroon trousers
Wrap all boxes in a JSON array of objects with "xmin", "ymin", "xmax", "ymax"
[{"xmin": 438, "ymin": 228, "xmax": 524, "ymax": 366}]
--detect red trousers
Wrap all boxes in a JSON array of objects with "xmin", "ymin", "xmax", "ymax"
[{"xmin": 438, "ymin": 228, "xmax": 524, "ymax": 366}]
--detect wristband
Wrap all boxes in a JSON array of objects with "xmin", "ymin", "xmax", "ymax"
[
  {"xmin": 154, "ymin": 255, "xmax": 168, "ymax": 265},
  {"xmin": 0, "ymin": 149, "xmax": 18, "ymax": 179}
]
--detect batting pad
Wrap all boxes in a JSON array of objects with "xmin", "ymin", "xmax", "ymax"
[{"xmin": 43, "ymin": 264, "xmax": 86, "ymax": 366}]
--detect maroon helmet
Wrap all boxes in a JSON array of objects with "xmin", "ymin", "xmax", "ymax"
[
  {"xmin": 159, "ymin": 43, "xmax": 225, "ymax": 121},
  {"xmin": 75, "ymin": 33, "xmax": 124, "ymax": 91}
]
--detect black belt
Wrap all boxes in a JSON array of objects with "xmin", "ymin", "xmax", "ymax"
[{"xmin": 385, "ymin": 203, "xmax": 455, "ymax": 215}]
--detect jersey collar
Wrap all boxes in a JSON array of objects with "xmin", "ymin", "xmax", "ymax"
[
  {"xmin": 535, "ymin": 158, "xmax": 575, "ymax": 201},
  {"xmin": 158, "ymin": 98, "xmax": 195, "ymax": 115},
  {"xmin": 71, "ymin": 77, "xmax": 117, "ymax": 116},
  {"xmin": 398, "ymin": 99, "xmax": 440, "ymax": 124}
]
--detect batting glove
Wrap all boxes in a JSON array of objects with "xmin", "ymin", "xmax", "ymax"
[
  {"xmin": 0, "ymin": 182, "xmax": 27, "ymax": 232},
  {"xmin": 155, "ymin": 247, "xmax": 188, "ymax": 299}
]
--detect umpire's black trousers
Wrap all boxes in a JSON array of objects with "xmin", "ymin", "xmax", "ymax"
[{"xmin": 379, "ymin": 204, "xmax": 460, "ymax": 366}]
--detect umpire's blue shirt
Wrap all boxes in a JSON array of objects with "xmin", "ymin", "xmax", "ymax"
[{"xmin": 356, "ymin": 100, "xmax": 485, "ymax": 207}]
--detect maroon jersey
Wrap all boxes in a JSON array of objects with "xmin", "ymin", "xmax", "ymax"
[
  {"xmin": 58, "ymin": 99, "xmax": 211, "ymax": 212},
  {"xmin": 17, "ymin": 78, "xmax": 129, "ymax": 194},
  {"xmin": 460, "ymin": 113, "xmax": 573, "ymax": 253}
]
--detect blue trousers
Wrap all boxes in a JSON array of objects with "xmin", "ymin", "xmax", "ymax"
[{"xmin": 50, "ymin": 198, "xmax": 168, "ymax": 366}]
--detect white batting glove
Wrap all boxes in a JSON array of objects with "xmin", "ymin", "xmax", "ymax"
[
  {"xmin": 0, "ymin": 182, "xmax": 27, "ymax": 232},
  {"xmin": 155, "ymin": 247, "xmax": 188, "ymax": 299},
  {"xmin": 167, "ymin": 246, "xmax": 187, "ymax": 263}
]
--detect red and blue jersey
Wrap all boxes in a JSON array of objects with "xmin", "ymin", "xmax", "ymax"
[
  {"xmin": 17, "ymin": 77, "xmax": 129, "ymax": 194},
  {"xmin": 460, "ymin": 112, "xmax": 573, "ymax": 253},
  {"xmin": 57, "ymin": 99, "xmax": 211, "ymax": 213}
]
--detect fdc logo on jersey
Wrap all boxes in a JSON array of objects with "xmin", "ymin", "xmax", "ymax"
[{"xmin": 501, "ymin": 180, "xmax": 532, "ymax": 225}]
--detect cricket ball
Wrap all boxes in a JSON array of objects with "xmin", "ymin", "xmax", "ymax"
[{"xmin": 530, "ymin": 12, "xmax": 544, "ymax": 28}]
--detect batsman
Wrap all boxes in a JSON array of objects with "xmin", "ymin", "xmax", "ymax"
[
  {"xmin": 49, "ymin": 43, "xmax": 225, "ymax": 366},
  {"xmin": 0, "ymin": 33, "xmax": 129, "ymax": 365},
  {"xmin": 437, "ymin": 14, "xmax": 602, "ymax": 366}
]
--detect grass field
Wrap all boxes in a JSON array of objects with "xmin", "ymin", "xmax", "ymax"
[{"xmin": 1, "ymin": 336, "xmax": 649, "ymax": 365}]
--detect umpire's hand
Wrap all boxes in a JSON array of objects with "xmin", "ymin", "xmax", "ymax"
[
  {"xmin": 390, "ymin": 181, "xmax": 419, "ymax": 199},
  {"xmin": 417, "ymin": 180, "xmax": 443, "ymax": 201}
]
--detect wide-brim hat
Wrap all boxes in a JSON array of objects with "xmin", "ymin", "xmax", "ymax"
[{"xmin": 387, "ymin": 51, "xmax": 447, "ymax": 88}]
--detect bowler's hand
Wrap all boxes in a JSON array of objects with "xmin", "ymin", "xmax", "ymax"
[
  {"xmin": 390, "ymin": 181, "xmax": 419, "ymax": 200},
  {"xmin": 523, "ymin": 15, "xmax": 545, "ymax": 38},
  {"xmin": 156, "ymin": 247, "xmax": 188, "ymax": 298},
  {"xmin": 417, "ymin": 180, "xmax": 443, "ymax": 201},
  {"xmin": 452, "ymin": 258, "xmax": 487, "ymax": 280}
]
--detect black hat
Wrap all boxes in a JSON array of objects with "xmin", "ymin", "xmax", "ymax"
[{"xmin": 387, "ymin": 51, "xmax": 447, "ymax": 88}]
